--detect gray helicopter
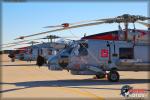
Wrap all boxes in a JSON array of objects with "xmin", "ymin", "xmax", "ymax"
[{"xmin": 15, "ymin": 14, "xmax": 150, "ymax": 82}]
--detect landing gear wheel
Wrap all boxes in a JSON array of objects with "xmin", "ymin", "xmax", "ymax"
[
  {"xmin": 36, "ymin": 55, "xmax": 45, "ymax": 66},
  {"xmin": 107, "ymin": 71, "xmax": 119, "ymax": 82}
]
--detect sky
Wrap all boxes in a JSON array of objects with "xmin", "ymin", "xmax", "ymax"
[{"xmin": 2, "ymin": 1, "xmax": 148, "ymax": 50}]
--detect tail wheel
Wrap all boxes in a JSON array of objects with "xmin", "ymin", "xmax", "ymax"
[{"xmin": 107, "ymin": 71, "xmax": 120, "ymax": 82}]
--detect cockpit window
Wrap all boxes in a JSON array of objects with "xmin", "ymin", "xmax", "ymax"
[
  {"xmin": 67, "ymin": 48, "xmax": 73, "ymax": 54},
  {"xmin": 79, "ymin": 43, "xmax": 88, "ymax": 56},
  {"xmin": 59, "ymin": 47, "xmax": 73, "ymax": 56}
]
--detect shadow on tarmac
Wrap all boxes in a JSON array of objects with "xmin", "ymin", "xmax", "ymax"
[
  {"xmin": 1, "ymin": 64, "xmax": 36, "ymax": 67},
  {"xmin": 0, "ymin": 79, "xmax": 150, "ymax": 93}
]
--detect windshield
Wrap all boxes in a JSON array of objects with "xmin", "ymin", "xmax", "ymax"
[{"xmin": 59, "ymin": 47, "xmax": 73, "ymax": 56}]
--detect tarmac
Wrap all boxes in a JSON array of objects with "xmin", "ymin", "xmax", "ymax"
[{"xmin": 0, "ymin": 54, "xmax": 150, "ymax": 100}]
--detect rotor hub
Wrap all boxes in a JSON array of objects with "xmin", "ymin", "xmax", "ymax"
[{"xmin": 115, "ymin": 14, "xmax": 150, "ymax": 23}]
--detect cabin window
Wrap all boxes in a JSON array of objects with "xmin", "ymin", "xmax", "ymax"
[{"xmin": 119, "ymin": 48, "xmax": 134, "ymax": 59}]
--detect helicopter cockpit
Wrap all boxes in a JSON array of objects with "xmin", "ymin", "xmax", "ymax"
[{"xmin": 47, "ymin": 40, "xmax": 88, "ymax": 70}]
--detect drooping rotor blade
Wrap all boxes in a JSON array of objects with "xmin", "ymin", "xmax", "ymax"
[
  {"xmin": 0, "ymin": 41, "xmax": 24, "ymax": 46},
  {"xmin": 26, "ymin": 41, "xmax": 39, "ymax": 44},
  {"xmin": 0, "ymin": 40, "xmax": 30, "ymax": 46},
  {"xmin": 42, "ymin": 35, "xmax": 79, "ymax": 39},
  {"xmin": 1, "ymin": 37, "xmax": 43, "ymax": 46},
  {"xmin": 15, "ymin": 14, "xmax": 150, "ymax": 40},
  {"xmin": 40, "ymin": 35, "xmax": 60, "ymax": 40},
  {"xmin": 44, "ymin": 15, "xmax": 150, "ymax": 29},
  {"xmin": 14, "ymin": 36, "xmax": 25, "ymax": 40},
  {"xmin": 43, "ymin": 25, "xmax": 63, "ymax": 28},
  {"xmin": 60, "ymin": 36, "xmax": 80, "ymax": 38},
  {"xmin": 15, "ymin": 21, "xmax": 105, "ymax": 40},
  {"xmin": 2, "ymin": 42, "xmax": 29, "ymax": 48},
  {"xmin": 2, "ymin": 35, "xmax": 62, "ymax": 46},
  {"xmin": 43, "ymin": 19, "xmax": 106, "ymax": 28},
  {"xmin": 95, "ymin": 14, "xmax": 150, "ymax": 23},
  {"xmin": 2, "ymin": 41, "xmax": 40, "ymax": 48},
  {"xmin": 2, "ymin": 44, "xmax": 21, "ymax": 48},
  {"xmin": 137, "ymin": 21, "xmax": 150, "ymax": 28},
  {"xmin": 46, "ymin": 35, "xmax": 60, "ymax": 39}
]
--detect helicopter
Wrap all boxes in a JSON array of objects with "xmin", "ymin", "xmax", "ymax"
[
  {"xmin": 15, "ymin": 14, "xmax": 150, "ymax": 82},
  {"xmin": 5, "ymin": 41, "xmax": 40, "ymax": 61},
  {"xmin": 4, "ymin": 35, "xmax": 69, "ymax": 62}
]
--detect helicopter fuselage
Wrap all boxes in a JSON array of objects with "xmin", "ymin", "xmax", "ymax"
[{"xmin": 47, "ymin": 29, "xmax": 150, "ymax": 76}]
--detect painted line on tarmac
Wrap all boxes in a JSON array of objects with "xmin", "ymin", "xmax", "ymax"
[
  {"xmin": 60, "ymin": 87, "xmax": 104, "ymax": 100},
  {"xmin": 46, "ymin": 71, "xmax": 104, "ymax": 100}
]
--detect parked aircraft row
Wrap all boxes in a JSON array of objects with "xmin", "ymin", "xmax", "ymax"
[{"xmin": 4, "ymin": 14, "xmax": 150, "ymax": 82}]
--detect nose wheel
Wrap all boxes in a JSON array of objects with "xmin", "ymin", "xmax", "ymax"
[
  {"xmin": 93, "ymin": 70, "xmax": 120, "ymax": 82},
  {"xmin": 107, "ymin": 71, "xmax": 120, "ymax": 82}
]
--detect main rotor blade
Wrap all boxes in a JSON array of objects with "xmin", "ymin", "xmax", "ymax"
[
  {"xmin": 26, "ymin": 41, "xmax": 39, "ymax": 44},
  {"xmin": 44, "ymin": 19, "xmax": 105, "ymax": 28},
  {"xmin": 137, "ymin": 21, "xmax": 150, "ymax": 28},
  {"xmin": 95, "ymin": 14, "xmax": 150, "ymax": 23},
  {"xmin": 2, "ymin": 40, "xmax": 40, "ymax": 48},
  {"xmin": 15, "ymin": 14, "xmax": 150, "ymax": 40},
  {"xmin": 43, "ymin": 25, "xmax": 62, "ymax": 28},
  {"xmin": 15, "ymin": 21, "xmax": 105, "ymax": 40},
  {"xmin": 2, "ymin": 42, "xmax": 29, "ymax": 48},
  {"xmin": 1, "ymin": 37, "xmax": 44, "ymax": 46},
  {"xmin": 0, "ymin": 40, "xmax": 30, "ymax": 46}
]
